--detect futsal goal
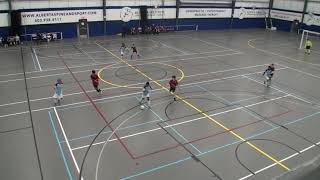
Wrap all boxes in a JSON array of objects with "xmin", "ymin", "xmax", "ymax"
[
  {"xmin": 265, "ymin": 17, "xmax": 277, "ymax": 30},
  {"xmin": 299, "ymin": 30, "xmax": 320, "ymax": 49},
  {"xmin": 166, "ymin": 24, "xmax": 199, "ymax": 32},
  {"xmin": 21, "ymin": 32, "xmax": 63, "ymax": 42}
]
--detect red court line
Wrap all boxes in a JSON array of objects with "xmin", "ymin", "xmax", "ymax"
[
  {"xmin": 132, "ymin": 109, "xmax": 292, "ymax": 159},
  {"xmin": 59, "ymin": 54, "xmax": 135, "ymax": 159}
]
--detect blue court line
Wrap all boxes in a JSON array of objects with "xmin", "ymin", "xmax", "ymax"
[
  {"xmin": 48, "ymin": 111, "xmax": 74, "ymax": 180},
  {"xmin": 197, "ymin": 85, "xmax": 276, "ymax": 128},
  {"xmin": 60, "ymin": 91, "xmax": 283, "ymax": 144},
  {"xmin": 120, "ymin": 111, "xmax": 320, "ymax": 180}
]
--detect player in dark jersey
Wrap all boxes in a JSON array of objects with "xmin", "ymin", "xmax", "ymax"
[
  {"xmin": 263, "ymin": 64, "xmax": 275, "ymax": 87},
  {"xmin": 131, "ymin": 44, "xmax": 140, "ymax": 59},
  {"xmin": 91, "ymin": 70, "xmax": 102, "ymax": 94},
  {"xmin": 169, "ymin": 76, "xmax": 178, "ymax": 101}
]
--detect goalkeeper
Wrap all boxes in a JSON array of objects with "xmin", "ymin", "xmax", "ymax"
[{"xmin": 305, "ymin": 39, "xmax": 312, "ymax": 55}]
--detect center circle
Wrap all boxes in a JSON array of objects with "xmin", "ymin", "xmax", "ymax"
[
  {"xmin": 114, "ymin": 64, "xmax": 168, "ymax": 82},
  {"xmin": 98, "ymin": 62, "xmax": 185, "ymax": 89}
]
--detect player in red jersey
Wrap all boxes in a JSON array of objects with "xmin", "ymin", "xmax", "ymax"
[
  {"xmin": 131, "ymin": 44, "xmax": 140, "ymax": 59},
  {"xmin": 91, "ymin": 70, "xmax": 102, "ymax": 94},
  {"xmin": 169, "ymin": 75, "xmax": 178, "ymax": 101}
]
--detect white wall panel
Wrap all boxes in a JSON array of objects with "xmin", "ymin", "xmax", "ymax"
[
  {"xmin": 273, "ymin": 0, "xmax": 304, "ymax": 12},
  {"xmin": 49, "ymin": 0, "xmax": 69, "ymax": 8},
  {"xmin": 307, "ymin": 1, "xmax": 320, "ymax": 14},
  {"xmin": 106, "ymin": 0, "xmax": 175, "ymax": 7},
  {"xmin": 12, "ymin": 0, "xmax": 175, "ymax": 10},
  {"xmin": 0, "ymin": 13, "xmax": 10, "ymax": 27},
  {"xmin": 236, "ymin": 0, "xmax": 269, "ymax": 8},
  {"xmin": 0, "ymin": 1, "xmax": 9, "ymax": 10}
]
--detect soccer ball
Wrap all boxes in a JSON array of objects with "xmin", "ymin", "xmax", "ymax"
[{"xmin": 140, "ymin": 105, "xmax": 145, "ymax": 110}]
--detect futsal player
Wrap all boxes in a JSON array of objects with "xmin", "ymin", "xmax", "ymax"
[
  {"xmin": 120, "ymin": 43, "xmax": 126, "ymax": 57},
  {"xmin": 53, "ymin": 78, "xmax": 63, "ymax": 105},
  {"xmin": 305, "ymin": 39, "xmax": 313, "ymax": 54},
  {"xmin": 169, "ymin": 76, "xmax": 179, "ymax": 101},
  {"xmin": 263, "ymin": 64, "xmax": 275, "ymax": 87},
  {"xmin": 91, "ymin": 70, "xmax": 102, "ymax": 94},
  {"xmin": 131, "ymin": 44, "xmax": 140, "ymax": 59},
  {"xmin": 140, "ymin": 82, "xmax": 152, "ymax": 107}
]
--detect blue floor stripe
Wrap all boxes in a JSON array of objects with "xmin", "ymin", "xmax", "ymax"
[
  {"xmin": 120, "ymin": 111, "xmax": 320, "ymax": 180},
  {"xmin": 48, "ymin": 111, "xmax": 74, "ymax": 180}
]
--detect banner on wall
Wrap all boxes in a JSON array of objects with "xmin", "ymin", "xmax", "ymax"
[
  {"xmin": 179, "ymin": 8, "xmax": 232, "ymax": 18},
  {"xmin": 21, "ymin": 9, "xmax": 103, "ymax": 25},
  {"xmin": 234, "ymin": 8, "xmax": 268, "ymax": 19},
  {"xmin": 0, "ymin": 13, "xmax": 10, "ymax": 27},
  {"xmin": 304, "ymin": 12, "xmax": 320, "ymax": 26},
  {"xmin": 107, "ymin": 8, "xmax": 176, "ymax": 21},
  {"xmin": 270, "ymin": 10, "xmax": 302, "ymax": 22}
]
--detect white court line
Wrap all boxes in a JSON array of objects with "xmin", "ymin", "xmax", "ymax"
[
  {"xmin": 0, "ymin": 67, "xmax": 288, "ymax": 118},
  {"xmin": 32, "ymin": 48, "xmax": 42, "ymax": 71},
  {"xmin": 278, "ymin": 63, "xmax": 320, "ymax": 80},
  {"xmin": 0, "ymin": 49, "xmax": 231, "ymax": 77},
  {"xmin": 242, "ymin": 75, "xmax": 314, "ymax": 105},
  {"xmin": 0, "ymin": 63, "xmax": 274, "ymax": 107},
  {"xmin": 197, "ymin": 85, "xmax": 276, "ymax": 128},
  {"xmin": 37, "ymin": 50, "xmax": 107, "ymax": 59},
  {"xmin": 53, "ymin": 107, "xmax": 83, "ymax": 180},
  {"xmin": 31, "ymin": 53, "xmax": 38, "ymax": 71},
  {"xmin": 95, "ymin": 111, "xmax": 141, "ymax": 180},
  {"xmin": 73, "ymin": 44, "xmax": 101, "ymax": 64},
  {"xmin": 0, "ymin": 51, "xmax": 241, "ymax": 84},
  {"xmin": 238, "ymin": 140, "xmax": 320, "ymax": 180},
  {"xmin": 0, "ymin": 49, "xmax": 230, "ymax": 78},
  {"xmin": 71, "ymin": 94, "xmax": 290, "ymax": 151},
  {"xmin": 179, "ymin": 35, "xmax": 237, "ymax": 52},
  {"xmin": 149, "ymin": 38, "xmax": 189, "ymax": 55}
]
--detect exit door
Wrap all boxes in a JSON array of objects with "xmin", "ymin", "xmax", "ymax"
[{"xmin": 78, "ymin": 19, "xmax": 89, "ymax": 38}]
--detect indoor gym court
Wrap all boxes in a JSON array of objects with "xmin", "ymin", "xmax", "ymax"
[{"xmin": 2, "ymin": 29, "xmax": 320, "ymax": 180}]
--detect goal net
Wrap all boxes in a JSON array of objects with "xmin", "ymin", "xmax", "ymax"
[
  {"xmin": 21, "ymin": 32, "xmax": 63, "ymax": 42},
  {"xmin": 299, "ymin": 30, "xmax": 320, "ymax": 49},
  {"xmin": 166, "ymin": 24, "xmax": 198, "ymax": 32}
]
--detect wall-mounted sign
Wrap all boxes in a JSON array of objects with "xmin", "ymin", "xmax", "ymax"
[
  {"xmin": 0, "ymin": 13, "xmax": 10, "ymax": 27},
  {"xmin": 107, "ymin": 8, "xmax": 175, "ymax": 21},
  {"xmin": 120, "ymin": 7, "xmax": 134, "ymax": 22},
  {"xmin": 179, "ymin": 8, "xmax": 232, "ymax": 18},
  {"xmin": 304, "ymin": 12, "xmax": 320, "ymax": 26},
  {"xmin": 21, "ymin": 9, "xmax": 103, "ymax": 25},
  {"xmin": 234, "ymin": 8, "xmax": 268, "ymax": 19},
  {"xmin": 270, "ymin": 9, "xmax": 302, "ymax": 22}
]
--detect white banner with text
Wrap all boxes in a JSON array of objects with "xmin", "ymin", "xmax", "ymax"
[
  {"xmin": 270, "ymin": 9, "xmax": 302, "ymax": 22},
  {"xmin": 21, "ymin": 9, "xmax": 103, "ymax": 25},
  {"xmin": 304, "ymin": 13, "xmax": 320, "ymax": 26},
  {"xmin": 107, "ymin": 8, "xmax": 176, "ymax": 22},
  {"xmin": 179, "ymin": 8, "xmax": 232, "ymax": 18},
  {"xmin": 234, "ymin": 8, "xmax": 268, "ymax": 19}
]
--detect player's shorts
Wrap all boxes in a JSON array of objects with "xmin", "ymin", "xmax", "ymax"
[
  {"xmin": 133, "ymin": 50, "xmax": 138, "ymax": 54},
  {"xmin": 306, "ymin": 46, "xmax": 311, "ymax": 50},
  {"xmin": 121, "ymin": 51, "xmax": 124, "ymax": 56},
  {"xmin": 170, "ymin": 87, "xmax": 176, "ymax": 92},
  {"xmin": 141, "ymin": 93, "xmax": 150, "ymax": 98},
  {"xmin": 264, "ymin": 75, "xmax": 271, "ymax": 81},
  {"xmin": 53, "ymin": 93, "xmax": 63, "ymax": 100}
]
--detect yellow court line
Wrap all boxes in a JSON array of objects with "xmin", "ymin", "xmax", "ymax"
[
  {"xmin": 95, "ymin": 42, "xmax": 290, "ymax": 171},
  {"xmin": 97, "ymin": 58, "xmax": 185, "ymax": 89}
]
